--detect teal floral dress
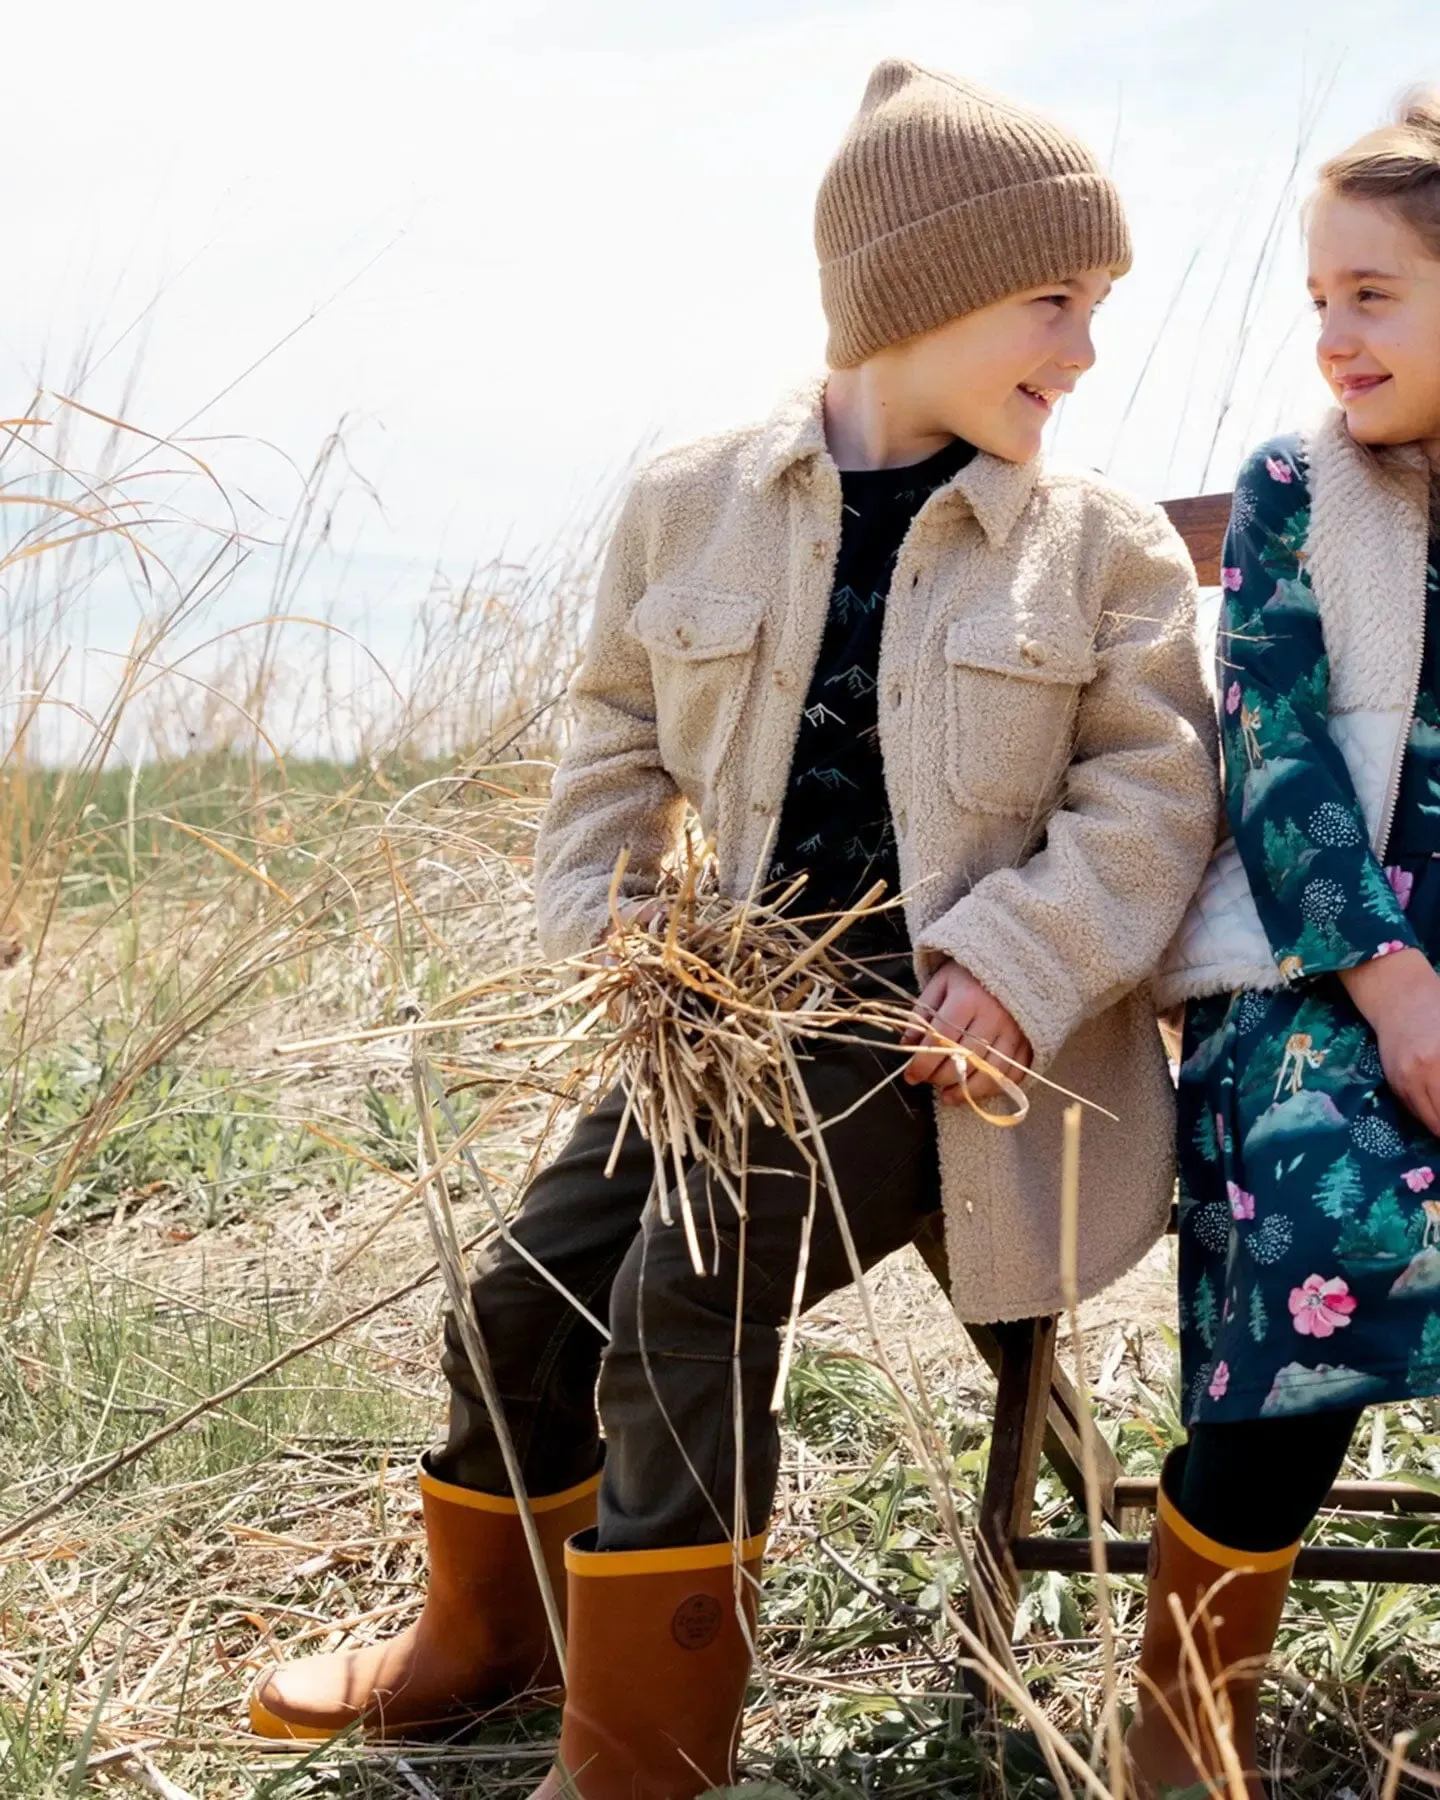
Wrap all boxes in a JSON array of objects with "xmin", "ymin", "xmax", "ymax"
[{"xmin": 1177, "ymin": 435, "xmax": 1440, "ymax": 1426}]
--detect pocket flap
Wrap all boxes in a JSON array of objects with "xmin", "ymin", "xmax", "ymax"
[
  {"xmin": 944, "ymin": 617, "xmax": 1096, "ymax": 685},
  {"xmin": 630, "ymin": 584, "xmax": 766, "ymax": 661}
]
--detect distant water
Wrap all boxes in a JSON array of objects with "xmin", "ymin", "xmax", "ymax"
[{"xmin": 3, "ymin": 541, "xmax": 472, "ymax": 766}]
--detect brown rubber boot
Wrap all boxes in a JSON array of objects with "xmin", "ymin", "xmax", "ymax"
[
  {"xmin": 1125, "ymin": 1451, "xmax": 1299, "ymax": 1798},
  {"xmin": 530, "ymin": 1528, "xmax": 766, "ymax": 1800},
  {"xmin": 248, "ymin": 1461, "xmax": 600, "ymax": 1740}
]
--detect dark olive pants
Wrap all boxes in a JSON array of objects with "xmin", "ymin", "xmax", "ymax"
[{"xmin": 429, "ymin": 973, "xmax": 941, "ymax": 1550}]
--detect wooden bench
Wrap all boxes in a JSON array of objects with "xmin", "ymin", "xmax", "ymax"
[{"xmin": 924, "ymin": 490, "xmax": 1440, "ymax": 1635}]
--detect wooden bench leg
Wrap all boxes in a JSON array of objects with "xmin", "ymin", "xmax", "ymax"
[
  {"xmin": 964, "ymin": 1320, "xmax": 1123, "ymax": 1527},
  {"xmin": 912, "ymin": 1215, "xmax": 1127, "ymax": 1714},
  {"xmin": 913, "ymin": 1216, "xmax": 1124, "ymax": 1526},
  {"xmin": 971, "ymin": 1316, "xmax": 1057, "ymax": 1632}
]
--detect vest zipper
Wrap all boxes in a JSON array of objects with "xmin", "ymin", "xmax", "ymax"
[
  {"xmin": 1375, "ymin": 618, "xmax": 1425, "ymax": 864},
  {"xmin": 1371, "ymin": 461, "xmax": 1433, "ymax": 862}
]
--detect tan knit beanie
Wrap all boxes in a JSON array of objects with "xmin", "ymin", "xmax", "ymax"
[{"xmin": 816, "ymin": 60, "xmax": 1132, "ymax": 368}]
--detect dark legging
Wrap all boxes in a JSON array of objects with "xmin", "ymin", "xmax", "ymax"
[{"xmin": 1175, "ymin": 1407, "xmax": 1362, "ymax": 1553}]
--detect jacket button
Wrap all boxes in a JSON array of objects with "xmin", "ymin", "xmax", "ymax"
[
  {"xmin": 811, "ymin": 540, "xmax": 827, "ymax": 559},
  {"xmin": 897, "ymin": 808, "xmax": 908, "ymax": 832},
  {"xmin": 1020, "ymin": 639, "xmax": 1047, "ymax": 666},
  {"xmin": 675, "ymin": 626, "xmax": 693, "ymax": 648},
  {"xmin": 890, "ymin": 684, "xmax": 903, "ymax": 708},
  {"xmin": 773, "ymin": 669, "xmax": 793, "ymax": 690}
]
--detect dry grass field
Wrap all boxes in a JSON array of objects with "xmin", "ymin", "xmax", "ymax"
[{"xmin": 2, "ymin": 399, "xmax": 1440, "ymax": 1800}]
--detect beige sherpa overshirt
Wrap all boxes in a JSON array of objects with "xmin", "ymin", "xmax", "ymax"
[{"xmin": 535, "ymin": 380, "xmax": 1217, "ymax": 1322}]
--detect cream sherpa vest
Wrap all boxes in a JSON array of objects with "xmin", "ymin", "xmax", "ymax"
[{"xmin": 1155, "ymin": 411, "xmax": 1432, "ymax": 1009}]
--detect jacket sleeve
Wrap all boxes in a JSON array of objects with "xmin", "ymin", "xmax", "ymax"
[
  {"xmin": 913, "ymin": 500, "xmax": 1219, "ymax": 1071},
  {"xmin": 1212, "ymin": 444, "xmax": 1415, "ymax": 979},
  {"xmin": 532, "ymin": 477, "xmax": 687, "ymax": 961}
]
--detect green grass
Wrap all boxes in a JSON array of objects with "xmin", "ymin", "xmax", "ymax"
[
  {"xmin": 7, "ymin": 1043, "xmax": 325, "ymax": 1230},
  {"xmin": 5, "ymin": 749, "xmax": 518, "ymax": 909},
  {"xmin": 5, "ymin": 751, "xmax": 1440, "ymax": 1797}
]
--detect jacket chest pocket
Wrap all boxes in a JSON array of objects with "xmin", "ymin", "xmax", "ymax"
[
  {"xmin": 943, "ymin": 617, "xmax": 1097, "ymax": 818},
  {"xmin": 629, "ymin": 584, "xmax": 766, "ymax": 791}
]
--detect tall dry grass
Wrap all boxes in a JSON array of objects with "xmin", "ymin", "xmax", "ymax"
[
  {"xmin": 0, "ymin": 393, "xmax": 615, "ymax": 1795},
  {"xmin": 0, "ymin": 390, "xmax": 603, "ymax": 1290}
]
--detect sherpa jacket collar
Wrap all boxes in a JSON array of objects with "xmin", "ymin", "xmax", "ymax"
[{"xmin": 754, "ymin": 377, "xmax": 1041, "ymax": 549}]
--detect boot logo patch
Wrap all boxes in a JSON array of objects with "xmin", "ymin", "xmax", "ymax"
[{"xmin": 671, "ymin": 1594, "xmax": 723, "ymax": 1650}]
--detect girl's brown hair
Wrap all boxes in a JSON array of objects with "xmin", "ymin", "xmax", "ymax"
[{"xmin": 1317, "ymin": 89, "xmax": 1440, "ymax": 258}]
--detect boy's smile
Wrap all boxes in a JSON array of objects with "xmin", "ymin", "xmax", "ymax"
[{"xmin": 1017, "ymin": 380, "xmax": 1072, "ymax": 417}]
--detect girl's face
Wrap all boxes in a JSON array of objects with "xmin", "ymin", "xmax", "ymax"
[
  {"xmin": 884, "ymin": 269, "xmax": 1112, "ymax": 464},
  {"xmin": 1308, "ymin": 188, "xmax": 1440, "ymax": 452}
]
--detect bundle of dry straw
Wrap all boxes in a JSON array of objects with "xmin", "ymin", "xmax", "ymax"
[{"xmin": 500, "ymin": 844, "xmax": 1030, "ymax": 1283}]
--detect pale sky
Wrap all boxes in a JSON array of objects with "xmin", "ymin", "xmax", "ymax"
[{"xmin": 5, "ymin": 0, "xmax": 1440, "ymax": 731}]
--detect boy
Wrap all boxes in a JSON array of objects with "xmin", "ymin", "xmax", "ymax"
[{"xmin": 250, "ymin": 58, "xmax": 1217, "ymax": 1799}]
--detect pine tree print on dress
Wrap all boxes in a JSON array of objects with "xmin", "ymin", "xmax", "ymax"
[{"xmin": 1176, "ymin": 433, "xmax": 1440, "ymax": 1423}]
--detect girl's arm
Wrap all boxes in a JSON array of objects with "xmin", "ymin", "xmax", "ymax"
[
  {"xmin": 532, "ymin": 477, "xmax": 686, "ymax": 961},
  {"xmin": 1216, "ymin": 438, "xmax": 1417, "ymax": 978},
  {"xmin": 1342, "ymin": 948, "xmax": 1440, "ymax": 1133}
]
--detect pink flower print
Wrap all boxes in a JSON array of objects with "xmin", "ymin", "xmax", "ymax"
[
  {"xmin": 1374, "ymin": 940, "xmax": 1409, "ymax": 957},
  {"xmin": 1209, "ymin": 1361, "xmax": 1231, "ymax": 1400},
  {"xmin": 1214, "ymin": 1111, "xmax": 1227, "ymax": 1155},
  {"xmin": 1403, "ymin": 1166, "xmax": 1436, "ymax": 1193},
  {"xmin": 1225, "ymin": 680, "xmax": 1242, "ymax": 716},
  {"xmin": 1227, "ymin": 1180, "xmax": 1255, "ymax": 1221},
  {"xmin": 1386, "ymin": 865, "xmax": 1415, "ymax": 910},
  {"xmin": 1221, "ymin": 566, "xmax": 1243, "ymax": 592},
  {"xmin": 1288, "ymin": 1274, "xmax": 1357, "ymax": 1338},
  {"xmin": 1265, "ymin": 455, "xmax": 1294, "ymax": 484}
]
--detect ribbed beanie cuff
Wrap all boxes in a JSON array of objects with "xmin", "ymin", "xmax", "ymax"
[{"xmin": 817, "ymin": 60, "xmax": 1132, "ymax": 367}]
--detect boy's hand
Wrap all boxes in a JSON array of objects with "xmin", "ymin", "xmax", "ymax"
[
  {"xmin": 902, "ymin": 960, "xmax": 1032, "ymax": 1106},
  {"xmin": 594, "ymin": 897, "xmax": 667, "ymax": 947},
  {"xmin": 1341, "ymin": 946, "xmax": 1440, "ymax": 1136},
  {"xmin": 594, "ymin": 899, "xmax": 668, "ymax": 1019},
  {"xmin": 612, "ymin": 897, "xmax": 667, "ymax": 934}
]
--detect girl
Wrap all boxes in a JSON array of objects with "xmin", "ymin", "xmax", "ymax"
[{"xmin": 1144, "ymin": 94, "xmax": 1440, "ymax": 1798}]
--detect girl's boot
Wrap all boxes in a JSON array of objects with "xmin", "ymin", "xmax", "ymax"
[
  {"xmin": 529, "ymin": 1529, "xmax": 765, "ymax": 1800},
  {"xmin": 248, "ymin": 1462, "xmax": 599, "ymax": 1740},
  {"xmin": 1124, "ymin": 1450, "xmax": 1299, "ymax": 1798}
]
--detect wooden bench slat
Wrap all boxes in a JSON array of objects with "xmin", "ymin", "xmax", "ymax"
[
  {"xmin": 1160, "ymin": 491, "xmax": 1232, "ymax": 587},
  {"xmin": 1011, "ymin": 1537, "xmax": 1440, "ymax": 1584},
  {"xmin": 1113, "ymin": 1476, "xmax": 1440, "ymax": 1517}
]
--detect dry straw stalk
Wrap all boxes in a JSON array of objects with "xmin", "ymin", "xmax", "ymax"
[{"xmin": 507, "ymin": 844, "xmax": 1031, "ymax": 1281}]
